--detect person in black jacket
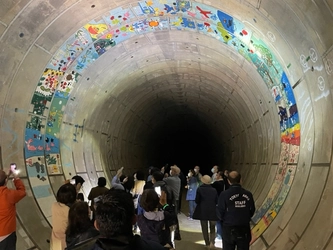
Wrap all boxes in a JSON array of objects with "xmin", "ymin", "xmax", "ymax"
[
  {"xmin": 211, "ymin": 171, "xmax": 225, "ymax": 240},
  {"xmin": 92, "ymin": 189, "xmax": 165, "ymax": 250},
  {"xmin": 217, "ymin": 171, "xmax": 255, "ymax": 250},
  {"xmin": 192, "ymin": 175, "xmax": 218, "ymax": 248},
  {"xmin": 65, "ymin": 201, "xmax": 99, "ymax": 249},
  {"xmin": 137, "ymin": 189, "xmax": 175, "ymax": 248}
]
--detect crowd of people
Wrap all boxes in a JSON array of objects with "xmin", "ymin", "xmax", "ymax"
[{"xmin": 0, "ymin": 164, "xmax": 255, "ymax": 250}]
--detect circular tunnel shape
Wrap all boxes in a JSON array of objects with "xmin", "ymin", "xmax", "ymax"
[{"xmin": 1, "ymin": 0, "xmax": 333, "ymax": 249}]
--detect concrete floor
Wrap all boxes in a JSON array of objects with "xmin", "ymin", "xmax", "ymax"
[
  {"xmin": 174, "ymin": 212, "xmax": 223, "ymax": 250},
  {"xmin": 171, "ymin": 191, "xmax": 223, "ymax": 250}
]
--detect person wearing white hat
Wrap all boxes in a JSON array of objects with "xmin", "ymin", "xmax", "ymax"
[{"xmin": 192, "ymin": 175, "xmax": 218, "ymax": 249}]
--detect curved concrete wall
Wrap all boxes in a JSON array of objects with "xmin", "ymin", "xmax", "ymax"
[{"xmin": 0, "ymin": 0, "xmax": 332, "ymax": 249}]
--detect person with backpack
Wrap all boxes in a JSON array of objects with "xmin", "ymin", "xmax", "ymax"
[{"xmin": 137, "ymin": 189, "xmax": 175, "ymax": 249}]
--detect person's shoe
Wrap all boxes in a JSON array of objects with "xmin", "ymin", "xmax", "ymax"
[
  {"xmin": 215, "ymin": 234, "xmax": 222, "ymax": 241},
  {"xmin": 187, "ymin": 217, "xmax": 193, "ymax": 220},
  {"xmin": 209, "ymin": 242, "xmax": 215, "ymax": 249}
]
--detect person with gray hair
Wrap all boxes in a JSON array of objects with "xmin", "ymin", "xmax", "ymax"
[{"xmin": 163, "ymin": 165, "xmax": 181, "ymax": 240}]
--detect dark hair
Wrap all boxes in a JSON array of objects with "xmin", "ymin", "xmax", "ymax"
[
  {"xmin": 217, "ymin": 170, "xmax": 224, "ymax": 177},
  {"xmin": 77, "ymin": 193, "xmax": 84, "ymax": 202},
  {"xmin": 97, "ymin": 177, "xmax": 107, "ymax": 187},
  {"xmin": 228, "ymin": 172, "xmax": 241, "ymax": 184},
  {"xmin": 151, "ymin": 167, "xmax": 160, "ymax": 175},
  {"xmin": 72, "ymin": 175, "xmax": 85, "ymax": 186},
  {"xmin": 0, "ymin": 170, "xmax": 7, "ymax": 186},
  {"xmin": 66, "ymin": 202, "xmax": 93, "ymax": 237},
  {"xmin": 0, "ymin": 179, "xmax": 6, "ymax": 186},
  {"xmin": 189, "ymin": 169, "xmax": 195, "ymax": 175},
  {"xmin": 152, "ymin": 171, "xmax": 164, "ymax": 182},
  {"xmin": 57, "ymin": 183, "xmax": 77, "ymax": 206},
  {"xmin": 135, "ymin": 171, "xmax": 145, "ymax": 181},
  {"xmin": 122, "ymin": 176, "xmax": 134, "ymax": 192},
  {"xmin": 95, "ymin": 189, "xmax": 134, "ymax": 238},
  {"xmin": 140, "ymin": 189, "xmax": 159, "ymax": 212}
]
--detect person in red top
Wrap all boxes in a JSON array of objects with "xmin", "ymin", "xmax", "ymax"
[{"xmin": 0, "ymin": 168, "xmax": 26, "ymax": 250}]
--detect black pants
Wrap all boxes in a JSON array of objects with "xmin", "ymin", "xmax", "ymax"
[
  {"xmin": 222, "ymin": 225, "xmax": 251, "ymax": 250},
  {"xmin": 0, "ymin": 232, "xmax": 17, "ymax": 250}
]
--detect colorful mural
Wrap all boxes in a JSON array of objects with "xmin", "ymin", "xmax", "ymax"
[{"xmin": 25, "ymin": 0, "xmax": 301, "ymax": 241}]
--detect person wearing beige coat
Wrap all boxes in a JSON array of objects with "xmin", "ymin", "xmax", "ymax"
[{"xmin": 50, "ymin": 183, "xmax": 76, "ymax": 250}]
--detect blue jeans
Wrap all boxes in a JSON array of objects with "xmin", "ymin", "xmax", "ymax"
[
  {"xmin": 188, "ymin": 200, "xmax": 196, "ymax": 218},
  {"xmin": 216, "ymin": 220, "xmax": 222, "ymax": 238}
]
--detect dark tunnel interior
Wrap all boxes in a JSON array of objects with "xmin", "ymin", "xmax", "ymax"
[{"xmin": 145, "ymin": 113, "xmax": 225, "ymax": 174}]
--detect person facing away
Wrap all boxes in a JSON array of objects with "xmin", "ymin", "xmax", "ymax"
[
  {"xmin": 222, "ymin": 169, "xmax": 230, "ymax": 190},
  {"xmin": 212, "ymin": 171, "xmax": 225, "ymax": 197},
  {"xmin": 144, "ymin": 167, "xmax": 160, "ymax": 190},
  {"xmin": 163, "ymin": 165, "xmax": 181, "ymax": 214},
  {"xmin": 185, "ymin": 169, "xmax": 198, "ymax": 220},
  {"xmin": 163, "ymin": 165, "xmax": 182, "ymax": 240},
  {"xmin": 51, "ymin": 183, "xmax": 77, "ymax": 250},
  {"xmin": 211, "ymin": 170, "xmax": 225, "ymax": 241},
  {"xmin": 0, "ymin": 168, "xmax": 26, "ymax": 250},
  {"xmin": 217, "ymin": 171, "xmax": 255, "ymax": 250},
  {"xmin": 192, "ymin": 175, "xmax": 218, "ymax": 249},
  {"xmin": 137, "ymin": 189, "xmax": 174, "ymax": 249},
  {"xmin": 88, "ymin": 177, "xmax": 109, "ymax": 214},
  {"xmin": 65, "ymin": 201, "xmax": 99, "ymax": 249},
  {"xmin": 92, "ymin": 189, "xmax": 165, "ymax": 250}
]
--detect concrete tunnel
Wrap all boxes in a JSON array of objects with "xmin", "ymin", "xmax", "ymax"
[{"xmin": 0, "ymin": 0, "xmax": 333, "ymax": 249}]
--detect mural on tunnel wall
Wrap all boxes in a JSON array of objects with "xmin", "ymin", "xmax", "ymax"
[{"xmin": 24, "ymin": 0, "xmax": 300, "ymax": 239}]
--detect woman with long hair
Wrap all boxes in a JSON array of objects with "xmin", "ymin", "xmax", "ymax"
[
  {"xmin": 50, "ymin": 183, "xmax": 77, "ymax": 250},
  {"xmin": 65, "ymin": 201, "xmax": 99, "ymax": 249}
]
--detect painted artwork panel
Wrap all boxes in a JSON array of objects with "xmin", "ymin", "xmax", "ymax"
[
  {"xmin": 47, "ymin": 28, "xmax": 93, "ymax": 71},
  {"xmin": 44, "ymin": 135, "xmax": 60, "ymax": 154},
  {"xmin": 26, "ymin": 156, "xmax": 47, "ymax": 180},
  {"xmin": 83, "ymin": 19, "xmax": 108, "ymax": 41},
  {"xmin": 103, "ymin": 6, "xmax": 137, "ymax": 27},
  {"xmin": 133, "ymin": 16, "xmax": 170, "ymax": 34},
  {"xmin": 26, "ymin": 115, "xmax": 45, "ymax": 131},
  {"xmin": 250, "ymin": 34, "xmax": 283, "ymax": 80},
  {"xmin": 35, "ymin": 69, "xmax": 65, "ymax": 102},
  {"xmin": 73, "ymin": 46, "xmax": 99, "ymax": 73},
  {"xmin": 93, "ymin": 34, "xmax": 117, "ymax": 56},
  {"xmin": 30, "ymin": 92, "xmax": 50, "ymax": 116},
  {"xmin": 57, "ymin": 70, "xmax": 80, "ymax": 98},
  {"xmin": 46, "ymin": 153, "xmax": 63, "ymax": 175},
  {"xmin": 46, "ymin": 96, "xmax": 68, "ymax": 137},
  {"xmin": 133, "ymin": 0, "xmax": 174, "ymax": 16},
  {"xmin": 25, "ymin": 128, "xmax": 45, "ymax": 158},
  {"xmin": 26, "ymin": 155, "xmax": 55, "ymax": 224}
]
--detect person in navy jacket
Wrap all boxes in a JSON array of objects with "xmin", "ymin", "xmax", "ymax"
[
  {"xmin": 217, "ymin": 171, "xmax": 255, "ymax": 250},
  {"xmin": 192, "ymin": 175, "xmax": 218, "ymax": 248}
]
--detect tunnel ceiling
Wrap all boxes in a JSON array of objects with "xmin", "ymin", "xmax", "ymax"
[{"xmin": 1, "ymin": 0, "xmax": 333, "ymax": 249}]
